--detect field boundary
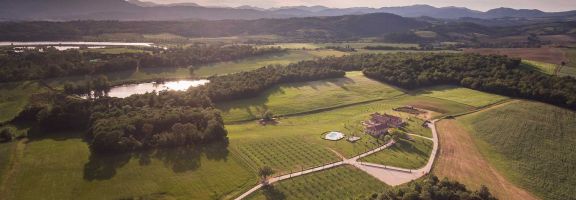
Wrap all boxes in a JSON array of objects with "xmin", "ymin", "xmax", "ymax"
[{"xmin": 225, "ymin": 95, "xmax": 406, "ymax": 124}]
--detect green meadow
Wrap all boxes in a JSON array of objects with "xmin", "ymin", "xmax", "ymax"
[
  {"xmin": 359, "ymin": 137, "xmax": 433, "ymax": 169},
  {"xmin": 1, "ymin": 132, "xmax": 257, "ymax": 200},
  {"xmin": 217, "ymin": 72, "xmax": 406, "ymax": 122},
  {"xmin": 0, "ymin": 81, "xmax": 47, "ymax": 123},
  {"xmin": 459, "ymin": 100, "xmax": 576, "ymax": 200},
  {"xmin": 417, "ymin": 86, "xmax": 509, "ymax": 108},
  {"xmin": 246, "ymin": 166, "xmax": 387, "ymax": 200},
  {"xmin": 522, "ymin": 60, "xmax": 557, "ymax": 75}
]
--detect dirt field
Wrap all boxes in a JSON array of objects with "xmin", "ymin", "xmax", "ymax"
[
  {"xmin": 433, "ymin": 119, "xmax": 538, "ymax": 200},
  {"xmin": 464, "ymin": 48, "xmax": 567, "ymax": 65}
]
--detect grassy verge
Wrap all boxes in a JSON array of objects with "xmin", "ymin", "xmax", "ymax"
[
  {"xmin": 359, "ymin": 137, "xmax": 433, "ymax": 169},
  {"xmin": 246, "ymin": 165, "xmax": 388, "ymax": 200}
]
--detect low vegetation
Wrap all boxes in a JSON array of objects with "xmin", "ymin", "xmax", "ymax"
[
  {"xmin": 360, "ymin": 137, "xmax": 433, "ymax": 169},
  {"xmin": 371, "ymin": 176, "xmax": 497, "ymax": 200},
  {"xmin": 418, "ymin": 86, "xmax": 508, "ymax": 108},
  {"xmin": 247, "ymin": 166, "xmax": 388, "ymax": 200},
  {"xmin": 459, "ymin": 101, "xmax": 576, "ymax": 200}
]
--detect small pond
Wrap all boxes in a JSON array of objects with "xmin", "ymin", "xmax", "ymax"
[{"xmin": 84, "ymin": 79, "xmax": 209, "ymax": 99}]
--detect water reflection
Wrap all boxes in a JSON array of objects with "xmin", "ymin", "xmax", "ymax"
[{"xmin": 84, "ymin": 79, "xmax": 210, "ymax": 99}]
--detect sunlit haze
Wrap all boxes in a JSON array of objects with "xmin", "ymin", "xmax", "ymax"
[{"xmin": 147, "ymin": 0, "xmax": 576, "ymax": 11}]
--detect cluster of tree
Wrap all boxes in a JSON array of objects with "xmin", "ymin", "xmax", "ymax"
[
  {"xmin": 324, "ymin": 46, "xmax": 357, "ymax": 52},
  {"xmin": 0, "ymin": 45, "xmax": 283, "ymax": 82},
  {"xmin": 139, "ymin": 45, "xmax": 284, "ymax": 69},
  {"xmin": 63, "ymin": 75, "xmax": 111, "ymax": 95},
  {"xmin": 276, "ymin": 53, "xmax": 576, "ymax": 109},
  {"xmin": 89, "ymin": 105, "xmax": 226, "ymax": 153},
  {"xmin": 370, "ymin": 176, "xmax": 497, "ymax": 200},
  {"xmin": 364, "ymin": 45, "xmax": 419, "ymax": 51},
  {"xmin": 200, "ymin": 63, "xmax": 345, "ymax": 102},
  {"xmin": 360, "ymin": 53, "xmax": 576, "ymax": 109}
]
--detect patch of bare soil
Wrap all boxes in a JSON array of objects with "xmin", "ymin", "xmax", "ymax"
[{"xmin": 433, "ymin": 120, "xmax": 538, "ymax": 200}]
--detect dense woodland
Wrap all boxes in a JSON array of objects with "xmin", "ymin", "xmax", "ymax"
[
  {"xmin": 370, "ymin": 176, "xmax": 497, "ymax": 200},
  {"xmin": 0, "ymin": 45, "xmax": 284, "ymax": 82}
]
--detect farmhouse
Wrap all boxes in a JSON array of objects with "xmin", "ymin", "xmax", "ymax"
[{"xmin": 362, "ymin": 113, "xmax": 406, "ymax": 137}]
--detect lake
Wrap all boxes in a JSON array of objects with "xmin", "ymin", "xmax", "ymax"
[{"xmin": 85, "ymin": 79, "xmax": 210, "ymax": 98}]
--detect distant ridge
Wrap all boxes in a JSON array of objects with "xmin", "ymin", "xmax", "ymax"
[{"xmin": 0, "ymin": 0, "xmax": 575, "ymax": 21}]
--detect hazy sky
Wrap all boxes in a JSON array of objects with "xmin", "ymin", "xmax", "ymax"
[{"xmin": 147, "ymin": 0, "xmax": 576, "ymax": 11}]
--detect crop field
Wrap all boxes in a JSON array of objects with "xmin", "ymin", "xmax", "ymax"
[
  {"xmin": 522, "ymin": 60, "xmax": 557, "ymax": 75},
  {"xmin": 1, "ymin": 132, "xmax": 257, "ymax": 200},
  {"xmin": 433, "ymin": 118, "xmax": 538, "ymax": 200},
  {"xmin": 463, "ymin": 48, "xmax": 567, "ymax": 65},
  {"xmin": 417, "ymin": 85, "xmax": 508, "ymax": 108},
  {"xmin": 81, "ymin": 47, "xmax": 149, "ymax": 55},
  {"xmin": 246, "ymin": 166, "xmax": 387, "ymax": 200},
  {"xmin": 234, "ymin": 136, "xmax": 340, "ymax": 174},
  {"xmin": 217, "ymin": 72, "xmax": 406, "ymax": 122},
  {"xmin": 359, "ymin": 137, "xmax": 433, "ymax": 169},
  {"xmin": 458, "ymin": 100, "xmax": 576, "ymax": 200},
  {"xmin": 0, "ymin": 81, "xmax": 47, "ymax": 123}
]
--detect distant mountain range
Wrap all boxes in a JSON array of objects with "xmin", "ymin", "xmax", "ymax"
[{"xmin": 0, "ymin": 0, "xmax": 575, "ymax": 21}]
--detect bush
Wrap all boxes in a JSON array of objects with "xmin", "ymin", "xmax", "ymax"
[{"xmin": 0, "ymin": 128, "xmax": 15, "ymax": 142}]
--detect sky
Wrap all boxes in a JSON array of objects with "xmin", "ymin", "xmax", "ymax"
[{"xmin": 146, "ymin": 0, "xmax": 576, "ymax": 12}]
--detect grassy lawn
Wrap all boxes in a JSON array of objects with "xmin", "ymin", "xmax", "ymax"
[
  {"xmin": 359, "ymin": 137, "xmax": 433, "ymax": 169},
  {"xmin": 458, "ymin": 100, "xmax": 576, "ymax": 200},
  {"xmin": 217, "ymin": 72, "xmax": 406, "ymax": 122},
  {"xmin": 0, "ymin": 81, "xmax": 47, "ymax": 123},
  {"xmin": 246, "ymin": 165, "xmax": 388, "ymax": 200},
  {"xmin": 417, "ymin": 85, "xmax": 509, "ymax": 108},
  {"xmin": 2, "ymin": 132, "xmax": 257, "ymax": 200},
  {"xmin": 522, "ymin": 60, "xmax": 557, "ymax": 75}
]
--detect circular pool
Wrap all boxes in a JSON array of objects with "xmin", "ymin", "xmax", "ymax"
[{"xmin": 324, "ymin": 131, "xmax": 345, "ymax": 141}]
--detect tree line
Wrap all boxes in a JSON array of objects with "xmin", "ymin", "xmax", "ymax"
[
  {"xmin": 0, "ymin": 45, "xmax": 284, "ymax": 82},
  {"xmin": 370, "ymin": 176, "xmax": 497, "ymax": 200},
  {"xmin": 16, "ymin": 60, "xmax": 344, "ymax": 152},
  {"xmin": 275, "ymin": 53, "xmax": 576, "ymax": 110}
]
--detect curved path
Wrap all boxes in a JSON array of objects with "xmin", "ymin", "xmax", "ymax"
[{"xmin": 234, "ymin": 120, "xmax": 439, "ymax": 200}]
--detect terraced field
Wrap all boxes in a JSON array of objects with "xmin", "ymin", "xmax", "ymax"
[
  {"xmin": 458, "ymin": 100, "xmax": 576, "ymax": 200},
  {"xmin": 359, "ymin": 137, "xmax": 433, "ymax": 169},
  {"xmin": 245, "ymin": 166, "xmax": 387, "ymax": 200}
]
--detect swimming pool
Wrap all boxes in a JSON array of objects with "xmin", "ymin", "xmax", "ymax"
[{"xmin": 324, "ymin": 131, "xmax": 345, "ymax": 141}]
